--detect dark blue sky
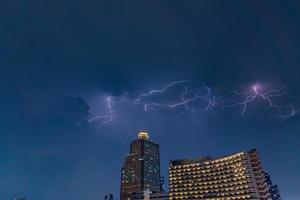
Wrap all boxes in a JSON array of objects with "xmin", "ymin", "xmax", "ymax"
[{"xmin": 1, "ymin": 1, "xmax": 300, "ymax": 199}]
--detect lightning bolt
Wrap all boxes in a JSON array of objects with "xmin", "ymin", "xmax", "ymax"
[
  {"xmin": 84, "ymin": 96, "xmax": 114, "ymax": 127},
  {"xmin": 181, "ymin": 87, "xmax": 189, "ymax": 109},
  {"xmin": 82, "ymin": 81, "xmax": 297, "ymax": 128},
  {"xmin": 203, "ymin": 83, "xmax": 217, "ymax": 110},
  {"xmin": 224, "ymin": 85, "xmax": 290, "ymax": 117},
  {"xmin": 142, "ymin": 83, "xmax": 217, "ymax": 112},
  {"xmin": 135, "ymin": 80, "xmax": 192, "ymax": 103},
  {"xmin": 277, "ymin": 105, "xmax": 299, "ymax": 120}
]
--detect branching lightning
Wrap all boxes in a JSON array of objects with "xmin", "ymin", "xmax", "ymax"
[
  {"xmin": 86, "ymin": 96, "xmax": 114, "ymax": 127},
  {"xmin": 224, "ymin": 84, "xmax": 291, "ymax": 117},
  {"xmin": 84, "ymin": 81, "xmax": 298, "ymax": 128},
  {"xmin": 138, "ymin": 82, "xmax": 217, "ymax": 112}
]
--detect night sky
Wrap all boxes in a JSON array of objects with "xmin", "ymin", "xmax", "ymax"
[{"xmin": 1, "ymin": 1, "xmax": 300, "ymax": 200}]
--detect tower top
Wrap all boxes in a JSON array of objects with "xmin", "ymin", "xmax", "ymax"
[{"xmin": 138, "ymin": 131, "xmax": 150, "ymax": 140}]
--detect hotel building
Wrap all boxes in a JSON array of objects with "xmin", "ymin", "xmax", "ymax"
[{"xmin": 169, "ymin": 149, "xmax": 271, "ymax": 200}]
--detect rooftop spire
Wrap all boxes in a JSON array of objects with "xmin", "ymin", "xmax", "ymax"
[{"xmin": 138, "ymin": 131, "xmax": 150, "ymax": 140}]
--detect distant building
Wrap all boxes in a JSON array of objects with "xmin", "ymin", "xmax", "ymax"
[
  {"xmin": 120, "ymin": 131, "xmax": 162, "ymax": 200},
  {"xmin": 264, "ymin": 171, "xmax": 282, "ymax": 200},
  {"xmin": 169, "ymin": 149, "xmax": 271, "ymax": 199}
]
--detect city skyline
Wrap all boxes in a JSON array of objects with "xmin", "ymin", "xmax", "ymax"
[
  {"xmin": 121, "ymin": 131, "xmax": 281, "ymax": 200},
  {"xmin": 1, "ymin": 1, "xmax": 300, "ymax": 200}
]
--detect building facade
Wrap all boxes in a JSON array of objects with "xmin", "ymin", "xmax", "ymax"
[
  {"xmin": 169, "ymin": 149, "xmax": 271, "ymax": 200},
  {"xmin": 121, "ymin": 131, "xmax": 162, "ymax": 200},
  {"xmin": 264, "ymin": 172, "xmax": 281, "ymax": 200}
]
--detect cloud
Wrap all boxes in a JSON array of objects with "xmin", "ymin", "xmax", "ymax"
[{"xmin": 50, "ymin": 94, "xmax": 90, "ymax": 124}]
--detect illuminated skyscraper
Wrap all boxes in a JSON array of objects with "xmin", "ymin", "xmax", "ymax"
[
  {"xmin": 120, "ymin": 131, "xmax": 161, "ymax": 200},
  {"xmin": 169, "ymin": 149, "xmax": 271, "ymax": 200}
]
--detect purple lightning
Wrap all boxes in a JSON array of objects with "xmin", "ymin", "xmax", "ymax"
[
  {"xmin": 83, "ymin": 81, "xmax": 297, "ymax": 128},
  {"xmin": 224, "ymin": 84, "xmax": 290, "ymax": 117}
]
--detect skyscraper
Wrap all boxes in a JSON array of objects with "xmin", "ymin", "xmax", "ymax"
[
  {"xmin": 120, "ymin": 131, "xmax": 161, "ymax": 200},
  {"xmin": 264, "ymin": 172, "xmax": 282, "ymax": 200},
  {"xmin": 169, "ymin": 149, "xmax": 271, "ymax": 200}
]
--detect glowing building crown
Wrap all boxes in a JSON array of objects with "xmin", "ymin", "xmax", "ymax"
[{"xmin": 138, "ymin": 131, "xmax": 150, "ymax": 140}]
